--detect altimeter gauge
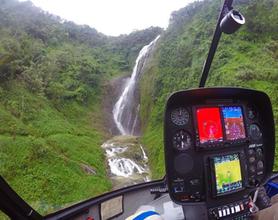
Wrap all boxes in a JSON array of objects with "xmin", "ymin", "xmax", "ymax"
[
  {"xmin": 171, "ymin": 107, "xmax": 189, "ymax": 126},
  {"xmin": 173, "ymin": 130, "xmax": 192, "ymax": 150}
]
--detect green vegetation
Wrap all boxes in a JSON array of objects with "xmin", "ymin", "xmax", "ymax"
[
  {"xmin": 0, "ymin": 0, "xmax": 161, "ymax": 215},
  {"xmin": 0, "ymin": 82, "xmax": 111, "ymax": 214},
  {"xmin": 1, "ymin": 0, "xmax": 278, "ymax": 217},
  {"xmin": 140, "ymin": 0, "xmax": 278, "ymax": 179}
]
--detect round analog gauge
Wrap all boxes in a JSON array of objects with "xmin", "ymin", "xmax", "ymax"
[
  {"xmin": 248, "ymin": 124, "xmax": 262, "ymax": 140},
  {"xmin": 171, "ymin": 107, "xmax": 189, "ymax": 126},
  {"xmin": 173, "ymin": 130, "xmax": 192, "ymax": 150}
]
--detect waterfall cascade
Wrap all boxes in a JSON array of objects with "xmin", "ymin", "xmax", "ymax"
[
  {"xmin": 113, "ymin": 36, "xmax": 160, "ymax": 135},
  {"xmin": 101, "ymin": 137, "xmax": 150, "ymax": 189},
  {"xmin": 103, "ymin": 36, "xmax": 160, "ymax": 188}
]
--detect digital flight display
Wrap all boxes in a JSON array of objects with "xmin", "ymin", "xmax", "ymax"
[
  {"xmin": 222, "ymin": 106, "xmax": 246, "ymax": 140},
  {"xmin": 213, "ymin": 154, "xmax": 243, "ymax": 195},
  {"xmin": 196, "ymin": 107, "xmax": 223, "ymax": 144}
]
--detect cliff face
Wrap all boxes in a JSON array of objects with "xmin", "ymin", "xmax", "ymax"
[{"xmin": 140, "ymin": 0, "xmax": 278, "ymax": 179}]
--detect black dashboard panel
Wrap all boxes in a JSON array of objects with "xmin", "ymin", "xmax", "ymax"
[{"xmin": 164, "ymin": 88, "xmax": 275, "ymax": 219}]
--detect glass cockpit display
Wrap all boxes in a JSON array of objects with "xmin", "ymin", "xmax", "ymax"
[
  {"xmin": 196, "ymin": 107, "xmax": 224, "ymax": 144},
  {"xmin": 196, "ymin": 106, "xmax": 247, "ymax": 145},
  {"xmin": 222, "ymin": 106, "xmax": 246, "ymax": 140},
  {"xmin": 213, "ymin": 154, "xmax": 243, "ymax": 195}
]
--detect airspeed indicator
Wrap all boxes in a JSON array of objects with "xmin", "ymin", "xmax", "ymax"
[
  {"xmin": 171, "ymin": 107, "xmax": 189, "ymax": 126},
  {"xmin": 173, "ymin": 130, "xmax": 192, "ymax": 150}
]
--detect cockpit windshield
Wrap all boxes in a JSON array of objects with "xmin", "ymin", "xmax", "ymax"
[{"xmin": 0, "ymin": 0, "xmax": 277, "ymax": 218}]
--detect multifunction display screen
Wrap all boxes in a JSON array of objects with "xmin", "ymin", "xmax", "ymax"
[
  {"xmin": 196, "ymin": 108, "xmax": 224, "ymax": 144},
  {"xmin": 213, "ymin": 154, "xmax": 243, "ymax": 195},
  {"xmin": 196, "ymin": 106, "xmax": 246, "ymax": 144},
  {"xmin": 222, "ymin": 107, "xmax": 246, "ymax": 140}
]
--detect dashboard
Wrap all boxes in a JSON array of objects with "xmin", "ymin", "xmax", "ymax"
[{"xmin": 164, "ymin": 88, "xmax": 275, "ymax": 219}]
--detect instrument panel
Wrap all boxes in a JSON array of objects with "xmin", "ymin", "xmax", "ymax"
[{"xmin": 164, "ymin": 88, "xmax": 275, "ymax": 219}]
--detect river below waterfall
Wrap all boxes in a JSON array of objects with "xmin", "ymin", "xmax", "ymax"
[
  {"xmin": 102, "ymin": 36, "xmax": 160, "ymax": 189},
  {"xmin": 101, "ymin": 136, "xmax": 150, "ymax": 189}
]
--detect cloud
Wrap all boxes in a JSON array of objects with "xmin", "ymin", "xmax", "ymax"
[{"xmin": 20, "ymin": 0, "xmax": 194, "ymax": 36}]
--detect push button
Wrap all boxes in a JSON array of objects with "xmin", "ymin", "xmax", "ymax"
[
  {"xmin": 256, "ymin": 148, "xmax": 263, "ymax": 158},
  {"xmin": 222, "ymin": 209, "xmax": 226, "ymax": 216},
  {"xmin": 249, "ymin": 157, "xmax": 256, "ymax": 163},
  {"xmin": 231, "ymin": 206, "xmax": 235, "ymax": 214},
  {"xmin": 194, "ymin": 192, "xmax": 201, "ymax": 200},
  {"xmin": 235, "ymin": 205, "xmax": 240, "ymax": 213},
  {"xmin": 218, "ymin": 209, "xmax": 223, "ymax": 218},
  {"xmin": 248, "ymin": 149, "xmax": 255, "ymax": 156}
]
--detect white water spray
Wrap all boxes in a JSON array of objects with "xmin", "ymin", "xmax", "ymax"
[{"xmin": 102, "ymin": 139, "xmax": 150, "ymax": 183}]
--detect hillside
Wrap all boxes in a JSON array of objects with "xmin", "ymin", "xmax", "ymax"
[
  {"xmin": 1, "ymin": 0, "xmax": 278, "ymax": 217},
  {"xmin": 0, "ymin": 0, "xmax": 161, "ymax": 215},
  {"xmin": 140, "ymin": 0, "xmax": 278, "ymax": 179}
]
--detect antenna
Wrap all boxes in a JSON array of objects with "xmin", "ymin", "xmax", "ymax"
[{"xmin": 199, "ymin": 0, "xmax": 245, "ymax": 88}]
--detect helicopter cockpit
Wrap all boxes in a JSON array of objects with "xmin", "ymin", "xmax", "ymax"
[
  {"xmin": 34, "ymin": 88, "xmax": 275, "ymax": 220},
  {"xmin": 0, "ymin": 0, "xmax": 277, "ymax": 220},
  {"xmin": 164, "ymin": 87, "xmax": 275, "ymax": 219}
]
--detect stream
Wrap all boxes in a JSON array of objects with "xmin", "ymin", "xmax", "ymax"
[{"xmin": 102, "ymin": 36, "xmax": 160, "ymax": 189}]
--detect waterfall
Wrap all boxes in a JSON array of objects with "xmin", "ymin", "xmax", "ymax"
[
  {"xmin": 102, "ymin": 137, "xmax": 150, "ymax": 188},
  {"xmin": 103, "ymin": 36, "xmax": 159, "ymax": 188},
  {"xmin": 113, "ymin": 36, "xmax": 160, "ymax": 135}
]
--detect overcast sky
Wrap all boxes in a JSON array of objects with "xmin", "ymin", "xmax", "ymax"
[{"xmin": 19, "ymin": 0, "xmax": 195, "ymax": 36}]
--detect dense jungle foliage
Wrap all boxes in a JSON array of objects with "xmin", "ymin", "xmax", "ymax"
[
  {"xmin": 0, "ymin": 0, "xmax": 278, "ymax": 217},
  {"xmin": 140, "ymin": 0, "xmax": 278, "ymax": 179},
  {"xmin": 0, "ymin": 0, "xmax": 161, "ymax": 215}
]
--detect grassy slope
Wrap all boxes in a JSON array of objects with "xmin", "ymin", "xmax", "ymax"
[
  {"xmin": 0, "ymin": 82, "xmax": 111, "ymax": 214},
  {"xmin": 140, "ymin": 0, "xmax": 278, "ymax": 179},
  {"xmin": 0, "ymin": 1, "xmax": 161, "ymax": 216}
]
